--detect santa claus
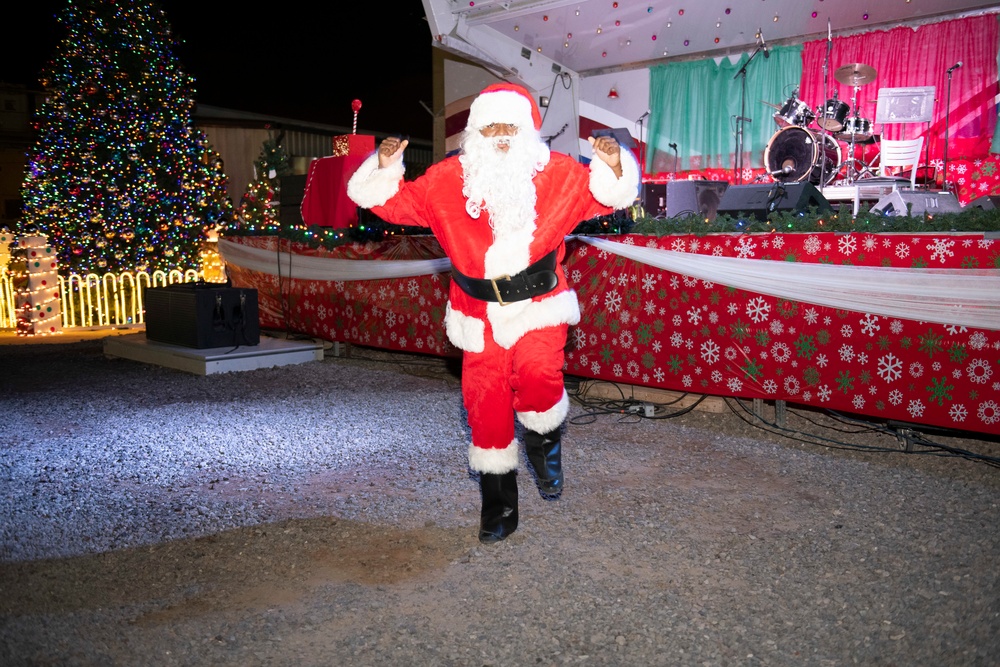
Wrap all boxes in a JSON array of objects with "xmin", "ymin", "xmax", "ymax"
[{"xmin": 347, "ymin": 82, "xmax": 639, "ymax": 543}]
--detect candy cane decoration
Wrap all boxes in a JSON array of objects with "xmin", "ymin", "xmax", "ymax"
[{"xmin": 352, "ymin": 99, "xmax": 362, "ymax": 135}]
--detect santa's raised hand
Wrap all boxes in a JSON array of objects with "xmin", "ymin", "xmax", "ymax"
[
  {"xmin": 588, "ymin": 135, "xmax": 623, "ymax": 178},
  {"xmin": 378, "ymin": 136, "xmax": 409, "ymax": 169}
]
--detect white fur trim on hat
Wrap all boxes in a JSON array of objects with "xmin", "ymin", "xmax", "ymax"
[{"xmin": 467, "ymin": 89, "xmax": 539, "ymax": 132}]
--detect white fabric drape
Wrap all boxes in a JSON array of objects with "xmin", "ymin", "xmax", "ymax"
[
  {"xmin": 219, "ymin": 236, "xmax": 1000, "ymax": 331},
  {"xmin": 577, "ymin": 236, "xmax": 1000, "ymax": 331},
  {"xmin": 218, "ymin": 238, "xmax": 452, "ymax": 281}
]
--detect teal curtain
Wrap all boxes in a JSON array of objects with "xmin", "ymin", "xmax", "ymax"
[{"xmin": 647, "ymin": 44, "xmax": 802, "ymax": 175}]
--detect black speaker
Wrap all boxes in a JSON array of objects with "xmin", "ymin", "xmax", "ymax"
[
  {"xmin": 666, "ymin": 180, "xmax": 730, "ymax": 221},
  {"xmin": 278, "ymin": 174, "xmax": 308, "ymax": 207},
  {"xmin": 871, "ymin": 190, "xmax": 962, "ymax": 216},
  {"xmin": 642, "ymin": 183, "xmax": 667, "ymax": 216},
  {"xmin": 716, "ymin": 182, "xmax": 832, "ymax": 221},
  {"xmin": 966, "ymin": 195, "xmax": 1000, "ymax": 211},
  {"xmin": 145, "ymin": 284, "xmax": 260, "ymax": 349}
]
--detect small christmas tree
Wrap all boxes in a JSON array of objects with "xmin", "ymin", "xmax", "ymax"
[
  {"xmin": 18, "ymin": 0, "xmax": 234, "ymax": 275},
  {"xmin": 236, "ymin": 132, "xmax": 291, "ymax": 233}
]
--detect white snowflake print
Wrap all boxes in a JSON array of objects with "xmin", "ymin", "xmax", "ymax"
[
  {"xmin": 856, "ymin": 352, "xmax": 868, "ymax": 365},
  {"xmin": 653, "ymin": 367, "xmax": 666, "ymax": 382},
  {"xmin": 604, "ymin": 290, "xmax": 622, "ymax": 312},
  {"xmin": 642, "ymin": 274, "xmax": 657, "ymax": 292},
  {"xmin": 746, "ymin": 296, "xmax": 770, "ymax": 323},
  {"xmin": 619, "ymin": 329, "xmax": 634, "ymax": 349},
  {"xmin": 838, "ymin": 344, "xmax": 856, "ymax": 362},
  {"xmin": 909, "ymin": 361, "xmax": 924, "ymax": 378},
  {"xmin": 701, "ymin": 340, "xmax": 720, "ymax": 364},
  {"xmin": 701, "ymin": 279, "xmax": 716, "ymax": 289},
  {"xmin": 682, "ymin": 275, "xmax": 699, "ymax": 288},
  {"xmin": 579, "ymin": 354, "xmax": 589, "ymax": 367},
  {"xmin": 735, "ymin": 237, "xmax": 757, "ymax": 259},
  {"xmin": 888, "ymin": 389, "xmax": 904, "ymax": 406},
  {"xmin": 711, "ymin": 369, "xmax": 724, "ymax": 383},
  {"xmin": 407, "ymin": 279, "xmax": 420, "ymax": 297},
  {"xmin": 869, "ymin": 385, "xmax": 878, "ymax": 395},
  {"xmin": 687, "ymin": 307, "xmax": 703, "ymax": 325},
  {"xmin": 613, "ymin": 363, "xmax": 623, "ymax": 376},
  {"xmin": 385, "ymin": 311, "xmax": 397, "ymax": 328},
  {"xmin": 862, "ymin": 236, "xmax": 879, "ymax": 252},
  {"xmin": 977, "ymin": 400, "xmax": 999, "ymax": 425},
  {"xmin": 907, "ymin": 399, "xmax": 926, "ymax": 419},
  {"xmin": 682, "ymin": 374, "xmax": 693, "ymax": 387},
  {"xmin": 670, "ymin": 275, "xmax": 680, "ymax": 289},
  {"xmin": 590, "ymin": 361, "xmax": 601, "ymax": 374},
  {"xmin": 802, "ymin": 390, "xmax": 813, "ymax": 402},
  {"xmin": 726, "ymin": 377, "xmax": 744, "ymax": 393},
  {"xmin": 771, "ymin": 342, "xmax": 792, "ymax": 364},
  {"xmin": 644, "ymin": 300, "xmax": 657, "ymax": 315},
  {"xmin": 803, "ymin": 308, "xmax": 819, "ymax": 325},
  {"xmin": 968, "ymin": 332, "xmax": 988, "ymax": 351},
  {"xmin": 689, "ymin": 239, "xmax": 702, "ymax": 253},
  {"xmin": 620, "ymin": 310, "xmax": 633, "ymax": 325},
  {"xmin": 769, "ymin": 319, "xmax": 785, "ymax": 336},
  {"xmin": 771, "ymin": 235, "xmax": 785, "ymax": 250},
  {"xmin": 590, "ymin": 333, "xmax": 599, "ymax": 346},
  {"xmin": 966, "ymin": 358, "xmax": 992, "ymax": 384},
  {"xmin": 949, "ymin": 404, "xmax": 968, "ymax": 422},
  {"xmin": 926, "ymin": 238, "xmax": 955, "ymax": 264},
  {"xmin": 816, "ymin": 353, "xmax": 829, "ymax": 368},
  {"xmin": 877, "ymin": 353, "xmax": 902, "ymax": 382},
  {"xmin": 762, "ymin": 379, "xmax": 778, "ymax": 394},
  {"xmin": 727, "ymin": 303, "xmax": 739, "ymax": 316},
  {"xmin": 931, "ymin": 361, "xmax": 941, "ymax": 372},
  {"xmin": 652, "ymin": 340, "xmax": 662, "ymax": 352},
  {"xmin": 818, "ymin": 385, "xmax": 832, "ymax": 402},
  {"xmin": 724, "ymin": 346, "xmax": 739, "ymax": 361},
  {"xmin": 840, "ymin": 324, "xmax": 854, "ymax": 338},
  {"xmin": 671, "ymin": 238, "xmax": 687, "ymax": 253},
  {"xmin": 670, "ymin": 332, "xmax": 685, "ymax": 348},
  {"xmin": 894, "ymin": 243, "xmax": 910, "ymax": 260},
  {"xmin": 837, "ymin": 234, "xmax": 857, "ymax": 256},
  {"xmin": 945, "ymin": 324, "xmax": 968, "ymax": 335},
  {"xmin": 317, "ymin": 304, "xmax": 328, "ymax": 320},
  {"xmin": 890, "ymin": 320, "xmax": 904, "ymax": 335},
  {"xmin": 708, "ymin": 311, "xmax": 719, "ymax": 324},
  {"xmin": 783, "ymin": 376, "xmax": 801, "ymax": 396},
  {"xmin": 860, "ymin": 314, "xmax": 880, "ymax": 337},
  {"xmin": 672, "ymin": 314, "xmax": 683, "ymax": 327},
  {"xmin": 803, "ymin": 235, "xmax": 823, "ymax": 255},
  {"xmin": 852, "ymin": 395, "xmax": 866, "ymax": 409},
  {"xmin": 571, "ymin": 269, "xmax": 583, "ymax": 283},
  {"xmin": 627, "ymin": 360, "xmax": 640, "ymax": 378}
]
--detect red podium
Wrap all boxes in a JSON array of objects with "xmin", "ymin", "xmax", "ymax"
[{"xmin": 300, "ymin": 134, "xmax": 375, "ymax": 228}]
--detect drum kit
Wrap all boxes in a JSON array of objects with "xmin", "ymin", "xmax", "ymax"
[{"xmin": 761, "ymin": 62, "xmax": 880, "ymax": 187}]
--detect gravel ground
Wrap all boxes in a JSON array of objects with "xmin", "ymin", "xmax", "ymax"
[{"xmin": 1, "ymin": 332, "xmax": 999, "ymax": 667}]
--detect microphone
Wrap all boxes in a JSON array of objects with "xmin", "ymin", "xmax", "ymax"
[
  {"xmin": 948, "ymin": 61, "xmax": 963, "ymax": 73},
  {"xmin": 770, "ymin": 165, "xmax": 793, "ymax": 176},
  {"xmin": 759, "ymin": 29, "xmax": 769, "ymax": 58},
  {"xmin": 828, "ymin": 19, "xmax": 832, "ymax": 42},
  {"xmin": 636, "ymin": 111, "xmax": 650, "ymax": 121},
  {"xmin": 668, "ymin": 142, "xmax": 678, "ymax": 150}
]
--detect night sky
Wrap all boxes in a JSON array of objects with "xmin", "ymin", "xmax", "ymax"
[{"xmin": 3, "ymin": 1, "xmax": 435, "ymax": 140}]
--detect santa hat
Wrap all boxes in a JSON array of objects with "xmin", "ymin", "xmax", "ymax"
[{"xmin": 466, "ymin": 83, "xmax": 543, "ymax": 132}]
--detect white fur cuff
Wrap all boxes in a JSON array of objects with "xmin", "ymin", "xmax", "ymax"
[
  {"xmin": 346, "ymin": 153, "xmax": 404, "ymax": 209},
  {"xmin": 444, "ymin": 303, "xmax": 486, "ymax": 353},
  {"xmin": 468, "ymin": 439, "xmax": 520, "ymax": 474},
  {"xmin": 589, "ymin": 148, "xmax": 640, "ymax": 210},
  {"xmin": 517, "ymin": 389, "xmax": 569, "ymax": 433}
]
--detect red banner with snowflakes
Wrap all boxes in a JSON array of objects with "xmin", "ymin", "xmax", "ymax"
[{"xmin": 222, "ymin": 232, "xmax": 1000, "ymax": 437}]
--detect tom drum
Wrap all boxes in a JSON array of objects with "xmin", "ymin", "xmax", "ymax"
[
  {"xmin": 815, "ymin": 98, "xmax": 850, "ymax": 132},
  {"xmin": 773, "ymin": 96, "xmax": 815, "ymax": 128},
  {"xmin": 764, "ymin": 126, "xmax": 842, "ymax": 187},
  {"xmin": 836, "ymin": 117, "xmax": 874, "ymax": 142}
]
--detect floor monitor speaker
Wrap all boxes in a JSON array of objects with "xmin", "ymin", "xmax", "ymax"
[
  {"xmin": 716, "ymin": 182, "xmax": 831, "ymax": 221},
  {"xmin": 145, "ymin": 284, "xmax": 260, "ymax": 349},
  {"xmin": 966, "ymin": 195, "xmax": 1000, "ymax": 211},
  {"xmin": 642, "ymin": 183, "xmax": 666, "ymax": 216},
  {"xmin": 666, "ymin": 180, "xmax": 730, "ymax": 221},
  {"xmin": 870, "ymin": 190, "xmax": 962, "ymax": 216}
]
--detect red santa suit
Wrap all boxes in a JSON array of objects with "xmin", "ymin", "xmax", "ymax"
[{"xmin": 347, "ymin": 84, "xmax": 639, "ymax": 477}]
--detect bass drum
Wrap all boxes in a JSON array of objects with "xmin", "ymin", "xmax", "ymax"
[{"xmin": 764, "ymin": 126, "xmax": 841, "ymax": 187}]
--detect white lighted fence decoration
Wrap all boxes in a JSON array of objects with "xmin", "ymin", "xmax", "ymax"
[{"xmin": 0, "ymin": 234, "xmax": 224, "ymax": 334}]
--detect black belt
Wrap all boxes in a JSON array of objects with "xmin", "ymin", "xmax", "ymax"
[{"xmin": 451, "ymin": 250, "xmax": 559, "ymax": 306}]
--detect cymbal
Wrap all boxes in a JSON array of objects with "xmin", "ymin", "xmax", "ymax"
[
  {"xmin": 835, "ymin": 63, "xmax": 877, "ymax": 86},
  {"xmin": 761, "ymin": 100, "xmax": 781, "ymax": 109}
]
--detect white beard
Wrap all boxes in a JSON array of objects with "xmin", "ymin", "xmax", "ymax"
[{"xmin": 460, "ymin": 129, "xmax": 547, "ymax": 239}]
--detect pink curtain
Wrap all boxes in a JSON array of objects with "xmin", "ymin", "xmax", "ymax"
[{"xmin": 800, "ymin": 14, "xmax": 998, "ymax": 161}]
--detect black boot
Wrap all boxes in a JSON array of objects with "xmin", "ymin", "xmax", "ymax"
[
  {"xmin": 524, "ymin": 427, "xmax": 563, "ymax": 496},
  {"xmin": 478, "ymin": 471, "xmax": 518, "ymax": 543}
]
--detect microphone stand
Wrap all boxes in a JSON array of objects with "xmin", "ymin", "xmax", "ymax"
[
  {"xmin": 818, "ymin": 21, "xmax": 833, "ymax": 191},
  {"xmin": 733, "ymin": 43, "xmax": 764, "ymax": 185},
  {"xmin": 670, "ymin": 143, "xmax": 679, "ymax": 173},
  {"xmin": 942, "ymin": 67, "xmax": 956, "ymax": 192}
]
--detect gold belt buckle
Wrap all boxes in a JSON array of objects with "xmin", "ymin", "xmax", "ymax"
[{"xmin": 490, "ymin": 274, "xmax": 511, "ymax": 306}]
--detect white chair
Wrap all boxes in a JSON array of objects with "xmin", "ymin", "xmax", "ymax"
[
  {"xmin": 853, "ymin": 136, "xmax": 924, "ymax": 214},
  {"xmin": 878, "ymin": 137, "xmax": 925, "ymax": 190}
]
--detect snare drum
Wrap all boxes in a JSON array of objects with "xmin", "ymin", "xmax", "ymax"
[
  {"xmin": 836, "ymin": 117, "xmax": 873, "ymax": 141},
  {"xmin": 773, "ymin": 96, "xmax": 815, "ymax": 128},
  {"xmin": 815, "ymin": 98, "xmax": 850, "ymax": 132}
]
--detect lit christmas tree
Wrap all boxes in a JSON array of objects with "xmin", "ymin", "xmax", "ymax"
[
  {"xmin": 18, "ymin": 0, "xmax": 234, "ymax": 275},
  {"xmin": 236, "ymin": 132, "xmax": 291, "ymax": 234}
]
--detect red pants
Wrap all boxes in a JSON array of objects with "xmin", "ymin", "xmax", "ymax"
[{"xmin": 463, "ymin": 323, "xmax": 568, "ymax": 473}]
